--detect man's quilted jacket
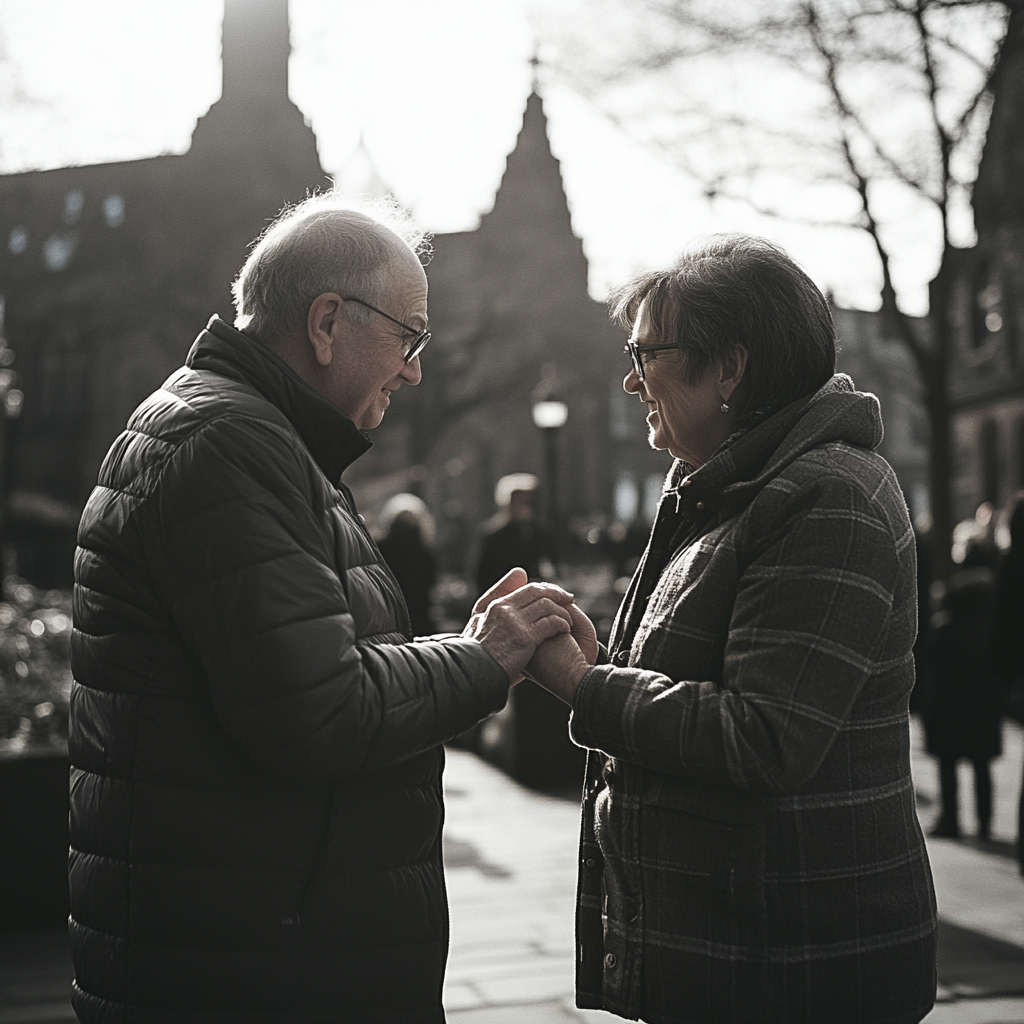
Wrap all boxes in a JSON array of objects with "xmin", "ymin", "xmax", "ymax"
[{"xmin": 69, "ymin": 318, "xmax": 509, "ymax": 1024}]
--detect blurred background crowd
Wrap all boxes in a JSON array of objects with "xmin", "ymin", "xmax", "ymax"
[{"xmin": 2, "ymin": 0, "xmax": 1024, "ymax": 933}]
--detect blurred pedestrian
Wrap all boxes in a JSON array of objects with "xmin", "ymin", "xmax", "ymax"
[
  {"xmin": 475, "ymin": 473, "xmax": 557, "ymax": 593},
  {"xmin": 993, "ymin": 491, "xmax": 1024, "ymax": 871},
  {"xmin": 952, "ymin": 501, "xmax": 999, "ymax": 569},
  {"xmin": 68, "ymin": 191, "xmax": 575, "ymax": 1024},
  {"xmin": 519, "ymin": 234, "xmax": 937, "ymax": 1024},
  {"xmin": 925, "ymin": 556, "xmax": 1002, "ymax": 840},
  {"xmin": 376, "ymin": 492, "xmax": 438, "ymax": 636}
]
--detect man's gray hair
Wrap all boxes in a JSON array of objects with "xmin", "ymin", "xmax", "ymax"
[{"xmin": 232, "ymin": 191, "xmax": 432, "ymax": 343}]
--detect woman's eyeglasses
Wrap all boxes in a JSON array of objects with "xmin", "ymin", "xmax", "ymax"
[{"xmin": 623, "ymin": 339, "xmax": 680, "ymax": 382}]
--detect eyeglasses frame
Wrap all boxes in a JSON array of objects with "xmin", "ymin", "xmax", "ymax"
[
  {"xmin": 623, "ymin": 339, "xmax": 681, "ymax": 382},
  {"xmin": 342, "ymin": 296, "xmax": 431, "ymax": 363}
]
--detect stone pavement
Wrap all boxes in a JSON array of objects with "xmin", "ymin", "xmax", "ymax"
[
  {"xmin": 1, "ymin": 719, "xmax": 1022, "ymax": 1024},
  {"xmin": 440, "ymin": 719, "xmax": 1024, "ymax": 1024}
]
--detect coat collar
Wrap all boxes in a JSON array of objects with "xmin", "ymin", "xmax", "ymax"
[{"xmin": 185, "ymin": 316, "xmax": 373, "ymax": 483}]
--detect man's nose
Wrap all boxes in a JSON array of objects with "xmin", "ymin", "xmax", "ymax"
[
  {"xmin": 401, "ymin": 354, "xmax": 423, "ymax": 386},
  {"xmin": 623, "ymin": 367, "xmax": 640, "ymax": 394}
]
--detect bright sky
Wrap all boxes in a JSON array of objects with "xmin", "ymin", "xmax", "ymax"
[{"xmin": 0, "ymin": 0, "xmax": 952, "ymax": 314}]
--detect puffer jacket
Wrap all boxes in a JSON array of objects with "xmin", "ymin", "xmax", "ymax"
[
  {"xmin": 570, "ymin": 376, "xmax": 937, "ymax": 1024},
  {"xmin": 69, "ymin": 317, "xmax": 509, "ymax": 1024}
]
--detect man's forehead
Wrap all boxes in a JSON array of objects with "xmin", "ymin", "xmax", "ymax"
[{"xmin": 391, "ymin": 256, "xmax": 429, "ymax": 324}]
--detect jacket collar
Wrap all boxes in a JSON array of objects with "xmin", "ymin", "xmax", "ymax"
[
  {"xmin": 662, "ymin": 374, "xmax": 884, "ymax": 517},
  {"xmin": 185, "ymin": 316, "xmax": 373, "ymax": 483}
]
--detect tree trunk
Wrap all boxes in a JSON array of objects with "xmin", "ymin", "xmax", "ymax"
[{"xmin": 926, "ymin": 257, "xmax": 957, "ymax": 581}]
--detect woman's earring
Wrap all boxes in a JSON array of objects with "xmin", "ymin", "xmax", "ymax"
[{"xmin": 720, "ymin": 402, "xmax": 730, "ymax": 414}]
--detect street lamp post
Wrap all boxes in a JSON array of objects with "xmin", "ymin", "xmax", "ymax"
[{"xmin": 531, "ymin": 400, "xmax": 568, "ymax": 570}]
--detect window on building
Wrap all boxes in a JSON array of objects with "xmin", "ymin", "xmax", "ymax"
[
  {"xmin": 1018, "ymin": 419, "xmax": 1024, "ymax": 492},
  {"xmin": 34, "ymin": 334, "xmax": 88, "ymax": 425},
  {"xmin": 609, "ymin": 382, "xmax": 642, "ymax": 440},
  {"xmin": 63, "ymin": 190, "xmax": 84, "ymax": 225},
  {"xmin": 103, "ymin": 195, "xmax": 125, "ymax": 228},
  {"xmin": 8, "ymin": 227, "xmax": 27, "ymax": 255},
  {"xmin": 643, "ymin": 473, "xmax": 663, "ymax": 523},
  {"xmin": 614, "ymin": 473, "xmax": 639, "ymax": 523},
  {"xmin": 972, "ymin": 258, "xmax": 1003, "ymax": 349},
  {"xmin": 981, "ymin": 419, "xmax": 999, "ymax": 507},
  {"xmin": 42, "ymin": 235, "xmax": 77, "ymax": 272},
  {"xmin": 1006, "ymin": 287, "xmax": 1019, "ymax": 367}
]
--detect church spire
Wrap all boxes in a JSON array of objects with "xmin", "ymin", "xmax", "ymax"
[
  {"xmin": 221, "ymin": 0, "xmax": 290, "ymax": 106},
  {"xmin": 482, "ymin": 81, "xmax": 588, "ymax": 289},
  {"xmin": 189, "ymin": 0, "xmax": 321, "ymax": 166}
]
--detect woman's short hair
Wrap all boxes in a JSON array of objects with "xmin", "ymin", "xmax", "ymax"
[
  {"xmin": 232, "ymin": 191, "xmax": 432, "ymax": 343},
  {"xmin": 610, "ymin": 234, "xmax": 837, "ymax": 418}
]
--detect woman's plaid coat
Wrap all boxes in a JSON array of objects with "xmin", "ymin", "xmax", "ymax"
[{"xmin": 570, "ymin": 376, "xmax": 937, "ymax": 1024}]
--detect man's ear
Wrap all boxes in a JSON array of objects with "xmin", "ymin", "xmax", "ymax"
[
  {"xmin": 720, "ymin": 344, "xmax": 748, "ymax": 405},
  {"xmin": 307, "ymin": 293, "xmax": 343, "ymax": 368}
]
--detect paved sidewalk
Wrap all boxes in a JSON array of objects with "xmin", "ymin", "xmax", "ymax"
[
  {"xmin": 441, "ymin": 720, "xmax": 1024, "ymax": 1023},
  {"xmin": 2, "ymin": 719, "xmax": 1022, "ymax": 1023}
]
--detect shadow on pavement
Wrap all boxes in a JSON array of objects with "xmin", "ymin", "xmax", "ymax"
[
  {"xmin": 444, "ymin": 836, "xmax": 513, "ymax": 879},
  {"xmin": 938, "ymin": 920, "xmax": 1024, "ymax": 998}
]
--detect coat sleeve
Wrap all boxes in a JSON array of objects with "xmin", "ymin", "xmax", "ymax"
[
  {"xmin": 569, "ymin": 470, "xmax": 911, "ymax": 793},
  {"xmin": 143, "ymin": 415, "xmax": 509, "ymax": 783}
]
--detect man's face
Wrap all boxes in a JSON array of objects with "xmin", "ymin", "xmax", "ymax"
[
  {"xmin": 325, "ymin": 247, "xmax": 428, "ymax": 430},
  {"xmin": 508, "ymin": 492, "xmax": 536, "ymax": 523}
]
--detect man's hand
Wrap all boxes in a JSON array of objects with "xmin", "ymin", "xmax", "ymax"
[
  {"xmin": 526, "ymin": 633, "xmax": 591, "ymax": 706},
  {"xmin": 463, "ymin": 568, "xmax": 576, "ymax": 682}
]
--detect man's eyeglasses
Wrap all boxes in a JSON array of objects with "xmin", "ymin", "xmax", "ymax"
[
  {"xmin": 623, "ymin": 339, "xmax": 680, "ymax": 382},
  {"xmin": 342, "ymin": 297, "xmax": 431, "ymax": 363}
]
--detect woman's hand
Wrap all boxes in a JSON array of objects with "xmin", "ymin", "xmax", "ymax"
[
  {"xmin": 566, "ymin": 602, "xmax": 599, "ymax": 667},
  {"xmin": 526, "ymin": 632, "xmax": 591, "ymax": 706},
  {"xmin": 462, "ymin": 568, "xmax": 575, "ymax": 683}
]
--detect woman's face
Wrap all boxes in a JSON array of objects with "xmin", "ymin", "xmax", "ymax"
[{"xmin": 623, "ymin": 300, "xmax": 736, "ymax": 468}]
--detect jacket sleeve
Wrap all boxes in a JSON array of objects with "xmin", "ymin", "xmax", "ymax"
[
  {"xmin": 144, "ymin": 414, "xmax": 509, "ymax": 783},
  {"xmin": 569, "ymin": 471, "xmax": 911, "ymax": 793}
]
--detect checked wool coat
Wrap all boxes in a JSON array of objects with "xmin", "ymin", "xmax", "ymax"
[{"xmin": 569, "ymin": 375, "xmax": 937, "ymax": 1024}]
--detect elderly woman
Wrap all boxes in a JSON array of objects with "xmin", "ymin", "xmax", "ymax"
[{"xmin": 526, "ymin": 235, "xmax": 937, "ymax": 1024}]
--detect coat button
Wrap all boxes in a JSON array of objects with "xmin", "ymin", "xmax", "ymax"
[
  {"xmin": 696, "ymin": 501, "xmax": 705, "ymax": 510},
  {"xmin": 604, "ymin": 953, "xmax": 617, "ymax": 969},
  {"xmin": 585, "ymin": 858, "xmax": 597, "ymax": 868}
]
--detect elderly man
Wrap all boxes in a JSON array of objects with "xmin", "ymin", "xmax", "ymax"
[{"xmin": 68, "ymin": 193, "xmax": 573, "ymax": 1024}]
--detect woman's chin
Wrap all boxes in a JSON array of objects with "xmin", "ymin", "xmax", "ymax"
[{"xmin": 647, "ymin": 425, "xmax": 668, "ymax": 452}]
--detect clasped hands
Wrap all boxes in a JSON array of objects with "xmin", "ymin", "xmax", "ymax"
[{"xmin": 461, "ymin": 568, "xmax": 597, "ymax": 705}]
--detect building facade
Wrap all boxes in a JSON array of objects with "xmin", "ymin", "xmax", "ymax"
[
  {"xmin": 0, "ymin": 0, "xmax": 670, "ymax": 586},
  {"xmin": 947, "ymin": 7, "xmax": 1024, "ymax": 523},
  {"xmin": 832, "ymin": 306, "xmax": 930, "ymax": 530},
  {"xmin": 0, "ymin": 0, "xmax": 329, "ymax": 582}
]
